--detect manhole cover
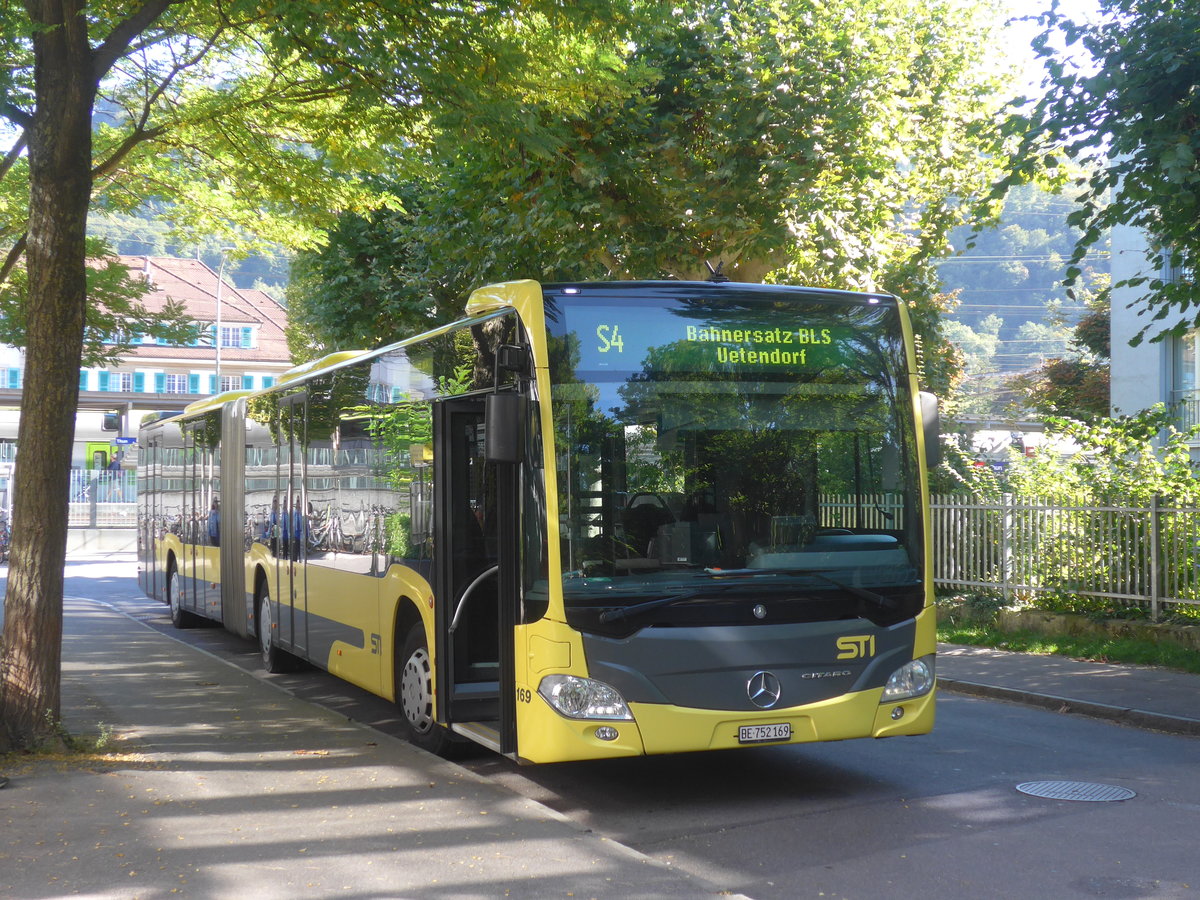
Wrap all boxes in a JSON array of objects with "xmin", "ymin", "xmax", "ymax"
[{"xmin": 1016, "ymin": 781, "xmax": 1136, "ymax": 802}]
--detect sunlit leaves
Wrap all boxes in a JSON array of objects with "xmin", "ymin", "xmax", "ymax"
[{"xmin": 295, "ymin": 0, "xmax": 1015, "ymax": 367}]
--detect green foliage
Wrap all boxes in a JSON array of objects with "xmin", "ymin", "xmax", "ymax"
[
  {"xmin": 937, "ymin": 404, "xmax": 1200, "ymax": 505},
  {"xmin": 1006, "ymin": 406, "xmax": 1200, "ymax": 506},
  {"xmin": 2, "ymin": 0, "xmax": 637, "ymax": 276},
  {"xmin": 293, "ymin": 0, "xmax": 1018, "ymax": 382},
  {"xmin": 927, "ymin": 431, "xmax": 1005, "ymax": 498},
  {"xmin": 940, "ymin": 312, "xmax": 1068, "ymax": 419},
  {"xmin": 1009, "ymin": 356, "xmax": 1110, "ymax": 423},
  {"xmin": 1031, "ymin": 592, "xmax": 1148, "ymax": 622},
  {"xmin": 385, "ymin": 512, "xmax": 414, "ymax": 559},
  {"xmin": 933, "ymin": 407, "xmax": 1200, "ymax": 622},
  {"xmin": 88, "ymin": 209, "xmax": 292, "ymax": 299},
  {"xmin": 1072, "ymin": 294, "xmax": 1111, "ymax": 359},
  {"xmin": 362, "ymin": 364, "xmax": 469, "ymax": 487},
  {"xmin": 284, "ymin": 189, "xmax": 460, "ymax": 359},
  {"xmin": 999, "ymin": 0, "xmax": 1200, "ymax": 344}
]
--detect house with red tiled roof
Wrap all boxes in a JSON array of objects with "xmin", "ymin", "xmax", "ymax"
[{"xmin": 0, "ymin": 255, "xmax": 292, "ymax": 474}]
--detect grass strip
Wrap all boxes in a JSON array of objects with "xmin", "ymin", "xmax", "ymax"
[{"xmin": 937, "ymin": 622, "xmax": 1200, "ymax": 675}]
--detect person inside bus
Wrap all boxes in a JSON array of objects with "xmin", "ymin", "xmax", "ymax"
[
  {"xmin": 266, "ymin": 494, "xmax": 281, "ymax": 556},
  {"xmin": 283, "ymin": 496, "xmax": 307, "ymax": 561},
  {"xmin": 207, "ymin": 498, "xmax": 220, "ymax": 546}
]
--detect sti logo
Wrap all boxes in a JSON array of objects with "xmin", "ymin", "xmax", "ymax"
[{"xmin": 836, "ymin": 635, "xmax": 876, "ymax": 660}]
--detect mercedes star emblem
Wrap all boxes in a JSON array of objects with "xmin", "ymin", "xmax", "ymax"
[{"xmin": 747, "ymin": 670, "xmax": 782, "ymax": 709}]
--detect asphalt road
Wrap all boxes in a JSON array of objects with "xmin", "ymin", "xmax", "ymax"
[{"xmin": 8, "ymin": 559, "xmax": 1198, "ymax": 899}]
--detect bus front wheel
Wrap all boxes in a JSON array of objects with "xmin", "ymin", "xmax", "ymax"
[{"xmin": 398, "ymin": 623, "xmax": 453, "ymax": 756}]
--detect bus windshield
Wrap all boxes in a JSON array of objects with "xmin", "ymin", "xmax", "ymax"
[{"xmin": 545, "ymin": 284, "xmax": 923, "ymax": 633}]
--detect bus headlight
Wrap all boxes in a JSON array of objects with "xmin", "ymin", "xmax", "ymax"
[
  {"xmin": 881, "ymin": 655, "xmax": 935, "ymax": 702},
  {"xmin": 538, "ymin": 674, "xmax": 634, "ymax": 720}
]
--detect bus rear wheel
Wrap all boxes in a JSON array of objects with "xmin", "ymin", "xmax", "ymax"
[
  {"xmin": 398, "ymin": 623, "xmax": 454, "ymax": 756},
  {"xmin": 256, "ymin": 580, "xmax": 291, "ymax": 674},
  {"xmin": 168, "ymin": 563, "xmax": 200, "ymax": 629}
]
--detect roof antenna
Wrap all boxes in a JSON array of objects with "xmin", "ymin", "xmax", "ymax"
[{"xmin": 705, "ymin": 260, "xmax": 730, "ymax": 284}]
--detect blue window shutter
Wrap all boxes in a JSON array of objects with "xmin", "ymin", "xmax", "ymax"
[
  {"xmin": 263, "ymin": 376, "xmax": 275, "ymax": 388},
  {"xmin": 8, "ymin": 369, "xmax": 18, "ymax": 389},
  {"xmin": 134, "ymin": 372, "xmax": 145, "ymax": 393},
  {"xmin": 79, "ymin": 371, "xmax": 88, "ymax": 390},
  {"xmin": 99, "ymin": 370, "xmax": 110, "ymax": 392},
  {"xmin": 188, "ymin": 374, "xmax": 200, "ymax": 394},
  {"xmin": 242, "ymin": 375, "xmax": 253, "ymax": 389},
  {"xmin": 208, "ymin": 324, "xmax": 217, "ymax": 348},
  {"xmin": 209, "ymin": 374, "xmax": 217, "ymax": 394},
  {"xmin": 154, "ymin": 372, "xmax": 166, "ymax": 393},
  {"xmin": 241, "ymin": 327, "xmax": 252, "ymax": 348}
]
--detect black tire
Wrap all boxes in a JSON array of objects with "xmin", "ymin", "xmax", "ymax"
[
  {"xmin": 256, "ymin": 579, "xmax": 291, "ymax": 673},
  {"xmin": 397, "ymin": 623, "xmax": 455, "ymax": 756},
  {"xmin": 167, "ymin": 563, "xmax": 201, "ymax": 629}
]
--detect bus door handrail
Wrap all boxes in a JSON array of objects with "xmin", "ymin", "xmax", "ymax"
[{"xmin": 448, "ymin": 564, "xmax": 500, "ymax": 634}]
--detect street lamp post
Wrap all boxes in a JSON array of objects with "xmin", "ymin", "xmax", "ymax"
[{"xmin": 214, "ymin": 248, "xmax": 234, "ymax": 390}]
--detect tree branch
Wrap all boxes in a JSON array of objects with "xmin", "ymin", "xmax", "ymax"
[
  {"xmin": 0, "ymin": 131, "xmax": 28, "ymax": 183},
  {"xmin": 92, "ymin": 0, "xmax": 183, "ymax": 82},
  {"xmin": 1, "ymin": 101, "xmax": 33, "ymax": 131},
  {"xmin": 93, "ymin": 26, "xmax": 223, "ymax": 183},
  {"xmin": 91, "ymin": 124, "xmax": 169, "ymax": 181},
  {"xmin": 0, "ymin": 234, "xmax": 27, "ymax": 288}
]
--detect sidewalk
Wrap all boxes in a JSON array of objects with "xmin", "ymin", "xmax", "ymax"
[
  {"xmin": 937, "ymin": 643, "xmax": 1200, "ymax": 737},
  {"xmin": 0, "ymin": 595, "xmax": 732, "ymax": 900},
  {"xmin": 1, "ymin": 579, "xmax": 1196, "ymax": 900}
]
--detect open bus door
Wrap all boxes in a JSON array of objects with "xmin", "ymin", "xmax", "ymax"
[{"xmin": 432, "ymin": 395, "xmax": 519, "ymax": 757}]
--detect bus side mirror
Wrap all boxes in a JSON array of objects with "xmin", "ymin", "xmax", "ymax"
[
  {"xmin": 485, "ymin": 392, "xmax": 527, "ymax": 463},
  {"xmin": 919, "ymin": 391, "xmax": 941, "ymax": 469}
]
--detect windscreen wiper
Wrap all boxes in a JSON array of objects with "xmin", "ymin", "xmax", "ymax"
[
  {"xmin": 701, "ymin": 567, "xmax": 899, "ymax": 611},
  {"xmin": 598, "ymin": 587, "xmax": 734, "ymax": 623},
  {"xmin": 800, "ymin": 570, "xmax": 898, "ymax": 611}
]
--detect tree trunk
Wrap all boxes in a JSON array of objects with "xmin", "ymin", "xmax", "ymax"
[{"xmin": 0, "ymin": 1, "xmax": 93, "ymax": 751}]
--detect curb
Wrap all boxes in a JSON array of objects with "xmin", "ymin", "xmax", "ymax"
[{"xmin": 939, "ymin": 678, "xmax": 1200, "ymax": 738}]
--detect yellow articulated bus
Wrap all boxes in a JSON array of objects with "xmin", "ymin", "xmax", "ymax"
[{"xmin": 138, "ymin": 278, "xmax": 940, "ymax": 764}]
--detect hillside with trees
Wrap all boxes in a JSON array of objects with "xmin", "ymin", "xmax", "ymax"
[{"xmin": 936, "ymin": 183, "xmax": 1109, "ymax": 418}]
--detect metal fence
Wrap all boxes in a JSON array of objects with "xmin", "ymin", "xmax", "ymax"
[
  {"xmin": 45, "ymin": 473, "xmax": 1200, "ymax": 620},
  {"xmin": 931, "ymin": 494, "xmax": 1200, "ymax": 621},
  {"xmin": 67, "ymin": 469, "xmax": 137, "ymax": 527}
]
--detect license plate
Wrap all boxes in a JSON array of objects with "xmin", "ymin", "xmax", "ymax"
[{"xmin": 738, "ymin": 722, "xmax": 792, "ymax": 744}]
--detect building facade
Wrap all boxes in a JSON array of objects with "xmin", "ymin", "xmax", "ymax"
[
  {"xmin": 1109, "ymin": 222, "xmax": 1200, "ymax": 456},
  {"xmin": 0, "ymin": 255, "xmax": 293, "ymax": 474}
]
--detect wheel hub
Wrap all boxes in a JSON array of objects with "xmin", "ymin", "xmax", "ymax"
[
  {"xmin": 259, "ymin": 601, "xmax": 272, "ymax": 656},
  {"xmin": 401, "ymin": 649, "xmax": 433, "ymax": 733}
]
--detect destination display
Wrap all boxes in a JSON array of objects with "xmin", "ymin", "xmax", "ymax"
[{"xmin": 562, "ymin": 300, "xmax": 866, "ymax": 377}]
